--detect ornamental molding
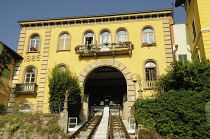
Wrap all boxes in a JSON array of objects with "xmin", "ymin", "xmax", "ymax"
[{"xmin": 18, "ymin": 9, "xmax": 172, "ymax": 28}]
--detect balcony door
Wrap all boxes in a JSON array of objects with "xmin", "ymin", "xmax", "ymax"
[
  {"xmin": 24, "ymin": 67, "xmax": 36, "ymax": 91},
  {"xmin": 100, "ymin": 31, "xmax": 110, "ymax": 51}
]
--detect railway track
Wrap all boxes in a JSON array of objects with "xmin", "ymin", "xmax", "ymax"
[
  {"xmin": 69, "ymin": 109, "xmax": 131, "ymax": 139},
  {"xmin": 69, "ymin": 112, "xmax": 103, "ymax": 139},
  {"xmin": 108, "ymin": 112, "xmax": 131, "ymax": 139}
]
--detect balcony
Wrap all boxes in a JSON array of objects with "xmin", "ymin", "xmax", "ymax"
[
  {"xmin": 75, "ymin": 41, "xmax": 133, "ymax": 58},
  {"xmin": 14, "ymin": 83, "xmax": 38, "ymax": 96},
  {"xmin": 144, "ymin": 80, "xmax": 156, "ymax": 89}
]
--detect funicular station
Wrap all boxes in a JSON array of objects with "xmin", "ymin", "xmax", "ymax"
[{"xmin": 6, "ymin": 8, "xmax": 174, "ymax": 138}]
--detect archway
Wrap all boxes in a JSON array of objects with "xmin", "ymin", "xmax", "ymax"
[
  {"xmin": 79, "ymin": 60, "xmax": 136, "ymax": 120},
  {"xmin": 85, "ymin": 66, "xmax": 126, "ymax": 114}
]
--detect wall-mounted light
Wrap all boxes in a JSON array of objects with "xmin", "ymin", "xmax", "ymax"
[{"xmin": 130, "ymin": 73, "xmax": 139, "ymax": 83}]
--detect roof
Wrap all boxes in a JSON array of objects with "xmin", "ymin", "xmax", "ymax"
[
  {"xmin": 175, "ymin": 0, "xmax": 185, "ymax": 7},
  {"xmin": 18, "ymin": 9, "xmax": 173, "ymax": 26},
  {"xmin": 0, "ymin": 41, "xmax": 23, "ymax": 60}
]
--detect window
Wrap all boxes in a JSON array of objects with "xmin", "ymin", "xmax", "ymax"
[
  {"xmin": 2, "ymin": 68, "xmax": 10, "ymax": 85},
  {"xmin": 192, "ymin": 20, "xmax": 196, "ymax": 40},
  {"xmin": 142, "ymin": 27, "xmax": 155, "ymax": 43},
  {"xmin": 57, "ymin": 64, "xmax": 67, "ymax": 71},
  {"xmin": 116, "ymin": 29, "xmax": 127, "ymax": 42},
  {"xmin": 100, "ymin": 30, "xmax": 111, "ymax": 51},
  {"xmin": 58, "ymin": 33, "xmax": 70, "ymax": 50},
  {"xmin": 145, "ymin": 62, "xmax": 157, "ymax": 81},
  {"xmin": 84, "ymin": 31, "xmax": 94, "ymax": 45},
  {"xmin": 29, "ymin": 35, "xmax": 40, "ymax": 52},
  {"xmin": 178, "ymin": 54, "xmax": 187, "ymax": 64},
  {"xmin": 19, "ymin": 104, "xmax": 31, "ymax": 112},
  {"xmin": 24, "ymin": 67, "xmax": 36, "ymax": 83}
]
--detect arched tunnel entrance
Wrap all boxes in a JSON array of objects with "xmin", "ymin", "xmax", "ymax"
[{"xmin": 84, "ymin": 66, "xmax": 127, "ymax": 115}]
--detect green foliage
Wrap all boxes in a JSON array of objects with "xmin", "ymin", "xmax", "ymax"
[
  {"xmin": 134, "ymin": 60, "xmax": 210, "ymax": 138},
  {"xmin": 49, "ymin": 124, "xmax": 61, "ymax": 134},
  {"xmin": 134, "ymin": 88, "xmax": 210, "ymax": 138},
  {"xmin": 0, "ymin": 43, "xmax": 12, "ymax": 77},
  {"xmin": 48, "ymin": 66, "xmax": 82, "ymax": 118},
  {"xmin": 9, "ymin": 123, "xmax": 20, "ymax": 134},
  {"xmin": 0, "ymin": 113, "xmax": 68, "ymax": 138},
  {"xmin": 156, "ymin": 60, "xmax": 210, "ymax": 92},
  {"xmin": 0, "ymin": 105, "xmax": 6, "ymax": 115}
]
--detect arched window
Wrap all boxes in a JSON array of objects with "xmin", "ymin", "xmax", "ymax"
[
  {"xmin": 145, "ymin": 61, "xmax": 157, "ymax": 81},
  {"xmin": 17, "ymin": 101, "xmax": 34, "ymax": 112},
  {"xmin": 19, "ymin": 104, "xmax": 31, "ymax": 112},
  {"xmin": 29, "ymin": 35, "xmax": 40, "ymax": 51},
  {"xmin": 58, "ymin": 33, "xmax": 70, "ymax": 50},
  {"xmin": 142, "ymin": 27, "xmax": 155, "ymax": 43},
  {"xmin": 24, "ymin": 67, "xmax": 36, "ymax": 83},
  {"xmin": 57, "ymin": 64, "xmax": 67, "ymax": 71},
  {"xmin": 116, "ymin": 29, "xmax": 127, "ymax": 42},
  {"xmin": 100, "ymin": 30, "xmax": 111, "ymax": 51},
  {"xmin": 84, "ymin": 31, "xmax": 94, "ymax": 45}
]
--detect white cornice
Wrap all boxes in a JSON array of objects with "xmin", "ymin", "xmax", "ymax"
[
  {"xmin": 18, "ymin": 9, "xmax": 173, "ymax": 28},
  {"xmin": 201, "ymin": 28, "xmax": 210, "ymax": 33}
]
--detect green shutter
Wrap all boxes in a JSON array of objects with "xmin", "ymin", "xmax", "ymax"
[{"xmin": 178, "ymin": 54, "xmax": 187, "ymax": 64}]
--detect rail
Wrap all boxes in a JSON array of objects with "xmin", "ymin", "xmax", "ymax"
[
  {"xmin": 108, "ymin": 112, "xmax": 131, "ymax": 139},
  {"xmin": 69, "ymin": 112, "xmax": 103, "ymax": 139}
]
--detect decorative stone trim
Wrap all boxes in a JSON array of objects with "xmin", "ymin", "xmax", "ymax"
[
  {"xmin": 36, "ymin": 29, "xmax": 51, "ymax": 112},
  {"xmin": 18, "ymin": 9, "xmax": 173, "ymax": 29},
  {"xmin": 6, "ymin": 60, "xmax": 23, "ymax": 114},
  {"xmin": 78, "ymin": 59, "xmax": 136, "ymax": 119},
  {"xmin": 162, "ymin": 20, "xmax": 173, "ymax": 68}
]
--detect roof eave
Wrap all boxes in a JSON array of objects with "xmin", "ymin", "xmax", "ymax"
[
  {"xmin": 17, "ymin": 8, "xmax": 173, "ymax": 24},
  {"xmin": 0, "ymin": 41, "xmax": 23, "ymax": 60}
]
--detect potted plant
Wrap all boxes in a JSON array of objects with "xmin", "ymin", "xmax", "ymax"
[
  {"xmin": 104, "ymin": 42, "xmax": 110, "ymax": 45},
  {"xmin": 111, "ymin": 43, "xmax": 116, "ymax": 45},
  {"xmin": 30, "ymin": 46, "xmax": 37, "ymax": 51},
  {"xmin": 75, "ymin": 45, "xmax": 82, "ymax": 51}
]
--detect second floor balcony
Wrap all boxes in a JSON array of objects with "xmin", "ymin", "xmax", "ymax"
[
  {"xmin": 14, "ymin": 83, "xmax": 38, "ymax": 97},
  {"xmin": 75, "ymin": 41, "xmax": 133, "ymax": 58}
]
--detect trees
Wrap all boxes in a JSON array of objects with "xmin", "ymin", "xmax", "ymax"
[
  {"xmin": 134, "ymin": 60, "xmax": 210, "ymax": 138},
  {"xmin": 156, "ymin": 60, "xmax": 210, "ymax": 92},
  {"xmin": 134, "ymin": 90, "xmax": 210, "ymax": 138},
  {"xmin": 0, "ymin": 43, "xmax": 12, "ymax": 77},
  {"xmin": 48, "ymin": 66, "xmax": 82, "ymax": 118}
]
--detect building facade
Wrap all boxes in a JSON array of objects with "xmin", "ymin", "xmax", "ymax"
[
  {"xmin": 175, "ymin": 0, "xmax": 210, "ymax": 60},
  {"xmin": 173, "ymin": 24, "xmax": 191, "ymax": 63},
  {"xmin": 7, "ymin": 9, "xmax": 174, "ymax": 120},
  {"xmin": 0, "ymin": 41, "xmax": 23, "ymax": 109}
]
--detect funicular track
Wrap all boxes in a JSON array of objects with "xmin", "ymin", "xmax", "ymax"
[
  {"xmin": 108, "ymin": 112, "xmax": 131, "ymax": 139},
  {"xmin": 69, "ymin": 112, "xmax": 103, "ymax": 139}
]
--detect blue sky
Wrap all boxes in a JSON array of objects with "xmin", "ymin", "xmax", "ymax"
[{"xmin": 0, "ymin": 0, "xmax": 185, "ymax": 51}]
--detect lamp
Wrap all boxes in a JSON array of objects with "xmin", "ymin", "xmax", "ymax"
[
  {"xmin": 130, "ymin": 73, "xmax": 139, "ymax": 83},
  {"xmin": 130, "ymin": 73, "xmax": 143, "ymax": 99}
]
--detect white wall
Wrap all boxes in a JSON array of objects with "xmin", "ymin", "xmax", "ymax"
[{"xmin": 173, "ymin": 24, "xmax": 191, "ymax": 61}]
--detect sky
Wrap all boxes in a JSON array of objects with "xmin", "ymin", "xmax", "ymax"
[{"xmin": 0, "ymin": 0, "xmax": 185, "ymax": 51}]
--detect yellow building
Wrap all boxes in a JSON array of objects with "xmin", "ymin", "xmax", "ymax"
[
  {"xmin": 7, "ymin": 9, "xmax": 174, "ymax": 120},
  {"xmin": 0, "ymin": 41, "xmax": 23, "ymax": 110},
  {"xmin": 175, "ymin": 0, "xmax": 210, "ymax": 60}
]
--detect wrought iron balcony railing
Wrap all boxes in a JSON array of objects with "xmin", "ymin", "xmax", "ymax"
[
  {"xmin": 15, "ymin": 83, "xmax": 38, "ymax": 96},
  {"xmin": 75, "ymin": 41, "xmax": 133, "ymax": 58}
]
